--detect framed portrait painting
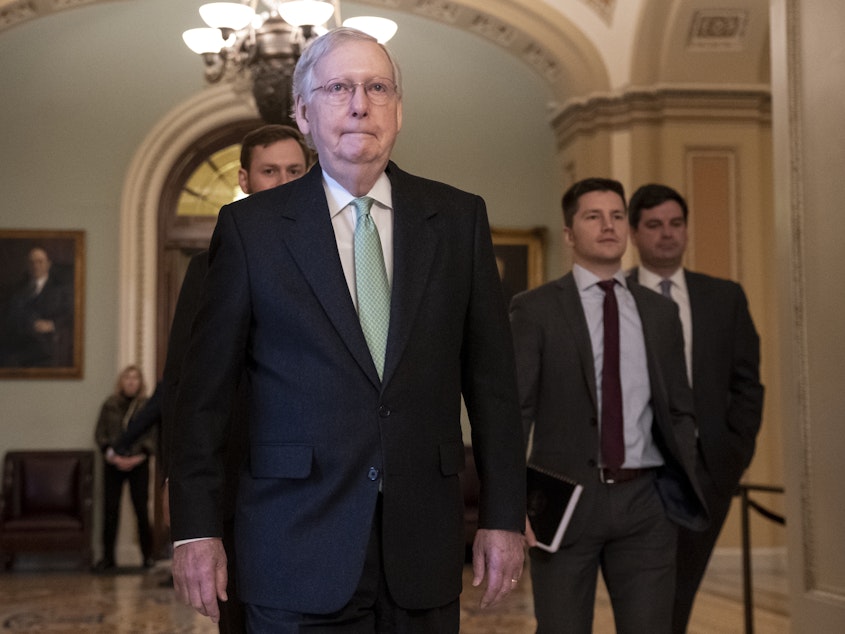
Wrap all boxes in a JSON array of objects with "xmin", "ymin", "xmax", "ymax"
[
  {"xmin": 491, "ymin": 226, "xmax": 546, "ymax": 308},
  {"xmin": 0, "ymin": 229, "xmax": 85, "ymax": 379}
]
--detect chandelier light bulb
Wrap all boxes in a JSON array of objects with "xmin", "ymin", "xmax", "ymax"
[
  {"xmin": 342, "ymin": 16, "xmax": 398, "ymax": 43},
  {"xmin": 199, "ymin": 2, "xmax": 256, "ymax": 31},
  {"xmin": 182, "ymin": 27, "xmax": 227, "ymax": 55},
  {"xmin": 276, "ymin": 1, "xmax": 335, "ymax": 27}
]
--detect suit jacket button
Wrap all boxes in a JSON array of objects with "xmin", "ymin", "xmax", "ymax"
[
  {"xmin": 378, "ymin": 406, "xmax": 391, "ymax": 418},
  {"xmin": 587, "ymin": 459, "xmax": 597, "ymax": 468},
  {"xmin": 589, "ymin": 417, "xmax": 597, "ymax": 426},
  {"xmin": 368, "ymin": 467, "xmax": 380, "ymax": 481}
]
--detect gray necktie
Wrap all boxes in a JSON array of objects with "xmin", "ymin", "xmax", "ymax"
[
  {"xmin": 659, "ymin": 278, "xmax": 673, "ymax": 299},
  {"xmin": 353, "ymin": 196, "xmax": 390, "ymax": 380}
]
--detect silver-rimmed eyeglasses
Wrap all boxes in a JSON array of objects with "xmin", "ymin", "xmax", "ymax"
[{"xmin": 311, "ymin": 77, "xmax": 399, "ymax": 105}]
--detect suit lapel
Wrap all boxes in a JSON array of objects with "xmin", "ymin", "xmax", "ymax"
[
  {"xmin": 557, "ymin": 274, "xmax": 598, "ymax": 411},
  {"xmin": 684, "ymin": 270, "xmax": 704, "ymax": 385},
  {"xmin": 279, "ymin": 166, "xmax": 380, "ymax": 384},
  {"xmin": 383, "ymin": 163, "xmax": 438, "ymax": 385},
  {"xmin": 629, "ymin": 282, "xmax": 673, "ymax": 428}
]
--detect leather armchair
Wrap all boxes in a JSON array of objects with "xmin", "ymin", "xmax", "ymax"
[{"xmin": 0, "ymin": 450, "xmax": 94, "ymax": 570}]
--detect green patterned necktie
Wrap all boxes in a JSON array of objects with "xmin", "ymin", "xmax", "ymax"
[{"xmin": 353, "ymin": 196, "xmax": 391, "ymax": 380}]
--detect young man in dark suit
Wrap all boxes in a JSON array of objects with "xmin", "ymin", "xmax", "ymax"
[
  {"xmin": 628, "ymin": 183, "xmax": 764, "ymax": 633},
  {"xmin": 511, "ymin": 177, "xmax": 708, "ymax": 633},
  {"xmin": 116, "ymin": 123, "xmax": 312, "ymax": 634},
  {"xmin": 169, "ymin": 28, "xmax": 526, "ymax": 632}
]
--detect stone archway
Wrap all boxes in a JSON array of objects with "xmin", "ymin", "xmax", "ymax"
[{"xmin": 116, "ymin": 84, "xmax": 256, "ymax": 380}]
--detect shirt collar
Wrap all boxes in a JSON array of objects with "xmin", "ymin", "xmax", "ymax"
[
  {"xmin": 322, "ymin": 171, "xmax": 393, "ymax": 218},
  {"xmin": 638, "ymin": 266, "xmax": 685, "ymax": 293},
  {"xmin": 572, "ymin": 263, "xmax": 627, "ymax": 292}
]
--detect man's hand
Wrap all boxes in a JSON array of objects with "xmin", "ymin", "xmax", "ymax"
[
  {"xmin": 112, "ymin": 454, "xmax": 146, "ymax": 472},
  {"xmin": 471, "ymin": 528, "xmax": 525, "ymax": 608},
  {"xmin": 33, "ymin": 319, "xmax": 55, "ymax": 334},
  {"xmin": 172, "ymin": 538, "xmax": 228, "ymax": 624}
]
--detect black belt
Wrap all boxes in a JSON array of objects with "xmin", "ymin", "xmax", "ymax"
[{"xmin": 599, "ymin": 467, "xmax": 654, "ymax": 484}]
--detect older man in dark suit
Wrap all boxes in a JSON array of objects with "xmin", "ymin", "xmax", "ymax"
[
  {"xmin": 1, "ymin": 246, "xmax": 73, "ymax": 367},
  {"xmin": 511, "ymin": 177, "xmax": 708, "ymax": 633},
  {"xmin": 628, "ymin": 183, "xmax": 764, "ymax": 633},
  {"xmin": 169, "ymin": 27, "xmax": 525, "ymax": 633}
]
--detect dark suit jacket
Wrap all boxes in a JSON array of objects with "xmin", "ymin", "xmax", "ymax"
[
  {"xmin": 628, "ymin": 268, "xmax": 763, "ymax": 495},
  {"xmin": 169, "ymin": 162, "xmax": 526, "ymax": 614},
  {"xmin": 116, "ymin": 255, "xmax": 210, "ymax": 472},
  {"xmin": 510, "ymin": 273, "xmax": 708, "ymax": 546},
  {"xmin": 159, "ymin": 252, "xmax": 208, "ymax": 481},
  {"xmin": 1, "ymin": 274, "xmax": 73, "ymax": 367},
  {"xmin": 160, "ymin": 251, "xmax": 249, "ymax": 519}
]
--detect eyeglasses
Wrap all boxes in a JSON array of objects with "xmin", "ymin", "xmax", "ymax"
[{"xmin": 311, "ymin": 77, "xmax": 398, "ymax": 105}]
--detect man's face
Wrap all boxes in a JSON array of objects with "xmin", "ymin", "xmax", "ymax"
[
  {"xmin": 27, "ymin": 248, "xmax": 51, "ymax": 279},
  {"xmin": 238, "ymin": 138, "xmax": 308, "ymax": 195},
  {"xmin": 630, "ymin": 200, "xmax": 688, "ymax": 272},
  {"xmin": 295, "ymin": 40, "xmax": 402, "ymax": 183},
  {"xmin": 564, "ymin": 190, "xmax": 628, "ymax": 270}
]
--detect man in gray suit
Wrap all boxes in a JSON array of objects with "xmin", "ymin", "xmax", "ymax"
[
  {"xmin": 628, "ymin": 183, "xmax": 764, "ymax": 633},
  {"xmin": 510, "ymin": 177, "xmax": 708, "ymax": 633}
]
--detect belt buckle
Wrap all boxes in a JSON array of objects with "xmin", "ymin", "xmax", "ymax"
[{"xmin": 599, "ymin": 468, "xmax": 617, "ymax": 484}]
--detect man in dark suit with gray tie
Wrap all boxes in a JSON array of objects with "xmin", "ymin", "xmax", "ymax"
[
  {"xmin": 628, "ymin": 183, "xmax": 764, "ymax": 633},
  {"xmin": 510, "ymin": 177, "xmax": 708, "ymax": 633},
  {"xmin": 169, "ymin": 27, "xmax": 526, "ymax": 632}
]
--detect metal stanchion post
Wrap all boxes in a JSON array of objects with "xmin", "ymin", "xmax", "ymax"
[{"xmin": 741, "ymin": 486, "xmax": 754, "ymax": 634}]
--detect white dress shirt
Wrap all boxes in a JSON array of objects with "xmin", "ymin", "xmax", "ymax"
[
  {"xmin": 322, "ymin": 171, "xmax": 394, "ymax": 309},
  {"xmin": 33, "ymin": 275, "xmax": 48, "ymax": 296},
  {"xmin": 573, "ymin": 264, "xmax": 663, "ymax": 469},
  {"xmin": 637, "ymin": 266, "xmax": 692, "ymax": 385}
]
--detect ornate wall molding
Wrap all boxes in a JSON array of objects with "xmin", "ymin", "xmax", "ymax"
[
  {"xmin": 551, "ymin": 85, "xmax": 772, "ymax": 149},
  {"xmin": 581, "ymin": 0, "xmax": 615, "ymax": 25},
  {"xmin": 0, "ymin": 0, "xmax": 104, "ymax": 31},
  {"xmin": 780, "ymin": 0, "xmax": 813, "ymax": 592}
]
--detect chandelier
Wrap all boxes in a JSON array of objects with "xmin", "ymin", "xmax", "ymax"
[{"xmin": 182, "ymin": 1, "xmax": 398, "ymax": 124}]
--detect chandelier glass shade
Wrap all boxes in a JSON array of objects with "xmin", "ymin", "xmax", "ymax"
[
  {"xmin": 275, "ymin": 1, "xmax": 335, "ymax": 27},
  {"xmin": 182, "ymin": 1, "xmax": 397, "ymax": 124}
]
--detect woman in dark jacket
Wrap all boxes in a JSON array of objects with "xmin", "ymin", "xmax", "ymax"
[{"xmin": 93, "ymin": 364, "xmax": 155, "ymax": 571}]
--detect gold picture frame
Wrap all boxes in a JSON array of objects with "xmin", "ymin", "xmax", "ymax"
[
  {"xmin": 491, "ymin": 226, "xmax": 546, "ymax": 307},
  {"xmin": 0, "ymin": 229, "xmax": 85, "ymax": 379}
]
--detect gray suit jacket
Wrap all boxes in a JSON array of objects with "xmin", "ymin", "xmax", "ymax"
[
  {"xmin": 169, "ymin": 162, "xmax": 526, "ymax": 614},
  {"xmin": 510, "ymin": 272, "xmax": 708, "ymax": 546},
  {"xmin": 629, "ymin": 268, "xmax": 763, "ymax": 495}
]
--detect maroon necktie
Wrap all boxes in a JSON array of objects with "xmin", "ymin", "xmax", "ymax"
[{"xmin": 598, "ymin": 279, "xmax": 624, "ymax": 469}]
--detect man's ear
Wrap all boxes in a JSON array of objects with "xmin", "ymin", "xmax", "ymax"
[
  {"xmin": 294, "ymin": 96, "xmax": 310, "ymax": 134},
  {"xmin": 562, "ymin": 227, "xmax": 574, "ymax": 248},
  {"xmin": 238, "ymin": 168, "xmax": 250, "ymax": 195}
]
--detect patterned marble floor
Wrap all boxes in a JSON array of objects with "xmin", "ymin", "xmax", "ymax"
[{"xmin": 0, "ymin": 560, "xmax": 788, "ymax": 633}]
